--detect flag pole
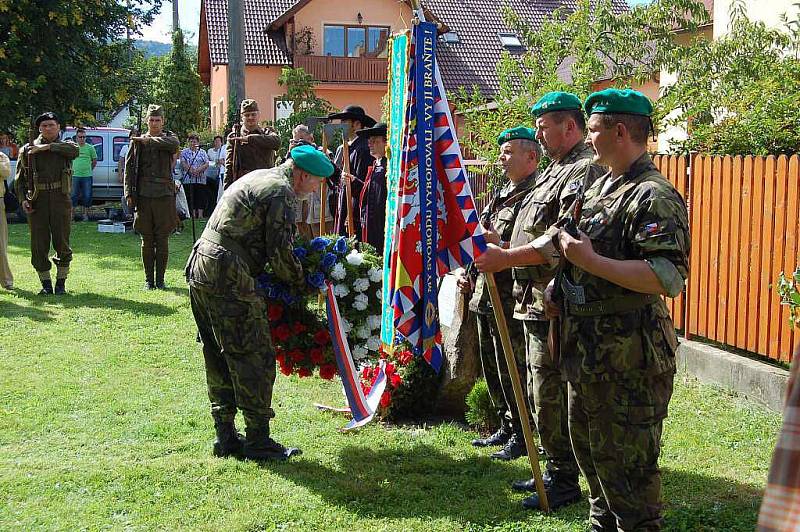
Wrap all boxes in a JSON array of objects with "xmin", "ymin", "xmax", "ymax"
[{"xmin": 485, "ymin": 272, "xmax": 550, "ymax": 513}]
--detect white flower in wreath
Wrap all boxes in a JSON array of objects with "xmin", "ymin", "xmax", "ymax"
[
  {"xmin": 341, "ymin": 317, "xmax": 353, "ymax": 334},
  {"xmin": 376, "ymin": 289, "xmax": 383, "ymax": 301},
  {"xmin": 353, "ymin": 277, "xmax": 370, "ymax": 292},
  {"xmin": 353, "ymin": 293, "xmax": 369, "ymax": 311},
  {"xmin": 368, "ymin": 267, "xmax": 383, "ymax": 283},
  {"xmin": 356, "ymin": 325, "xmax": 371, "ymax": 339},
  {"xmin": 333, "ymin": 283, "xmax": 350, "ymax": 298},
  {"xmin": 367, "ymin": 335, "xmax": 381, "ymax": 351},
  {"xmin": 366, "ymin": 314, "xmax": 382, "ymax": 330},
  {"xmin": 331, "ymin": 262, "xmax": 347, "ymax": 280},
  {"xmin": 353, "ymin": 345, "xmax": 369, "ymax": 360},
  {"xmin": 346, "ymin": 250, "xmax": 365, "ymax": 267}
]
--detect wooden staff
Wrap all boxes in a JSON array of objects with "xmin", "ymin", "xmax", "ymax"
[
  {"xmin": 320, "ymin": 128, "xmax": 328, "ymax": 236},
  {"xmin": 485, "ymin": 272, "xmax": 550, "ymax": 513},
  {"xmin": 342, "ymin": 140, "xmax": 355, "ymax": 237}
]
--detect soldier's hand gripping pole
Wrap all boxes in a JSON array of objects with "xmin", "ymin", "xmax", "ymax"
[{"xmin": 485, "ymin": 272, "xmax": 550, "ymax": 513}]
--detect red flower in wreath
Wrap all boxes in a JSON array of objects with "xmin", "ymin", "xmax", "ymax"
[
  {"xmin": 275, "ymin": 352, "xmax": 286, "ymax": 366},
  {"xmin": 289, "ymin": 349, "xmax": 305, "ymax": 363},
  {"xmin": 273, "ymin": 324, "xmax": 291, "ymax": 343},
  {"xmin": 380, "ymin": 390, "xmax": 391, "ymax": 408},
  {"xmin": 319, "ymin": 364, "xmax": 336, "ymax": 380},
  {"xmin": 313, "ymin": 329, "xmax": 330, "ymax": 346},
  {"xmin": 389, "ymin": 373, "xmax": 402, "ymax": 388},
  {"xmin": 297, "ymin": 367, "xmax": 312, "ymax": 378},
  {"xmin": 361, "ymin": 366, "xmax": 372, "ymax": 380},
  {"xmin": 397, "ymin": 350, "xmax": 413, "ymax": 366},
  {"xmin": 385, "ymin": 362, "xmax": 396, "ymax": 376},
  {"xmin": 292, "ymin": 321, "xmax": 308, "ymax": 334},
  {"xmin": 279, "ymin": 360, "xmax": 294, "ymax": 376},
  {"xmin": 310, "ymin": 347, "xmax": 325, "ymax": 365},
  {"xmin": 267, "ymin": 304, "xmax": 284, "ymax": 322}
]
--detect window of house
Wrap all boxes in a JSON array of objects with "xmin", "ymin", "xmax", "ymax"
[
  {"xmin": 324, "ymin": 25, "xmax": 390, "ymax": 58},
  {"xmin": 498, "ymin": 32, "xmax": 523, "ymax": 49},
  {"xmin": 274, "ymin": 99, "xmax": 294, "ymax": 121}
]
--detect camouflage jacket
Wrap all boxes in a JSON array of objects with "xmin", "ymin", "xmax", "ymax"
[
  {"xmin": 224, "ymin": 126, "xmax": 281, "ymax": 188},
  {"xmin": 469, "ymin": 172, "xmax": 536, "ymax": 315},
  {"xmin": 510, "ymin": 142, "xmax": 604, "ymax": 321},
  {"xmin": 186, "ymin": 161, "xmax": 304, "ymax": 296},
  {"xmin": 561, "ymin": 153, "xmax": 690, "ymax": 383},
  {"xmin": 15, "ymin": 136, "xmax": 79, "ymax": 201},
  {"xmin": 124, "ymin": 131, "xmax": 180, "ymax": 199}
]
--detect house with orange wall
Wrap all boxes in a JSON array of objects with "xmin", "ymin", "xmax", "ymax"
[{"xmin": 197, "ymin": 0, "xmax": 632, "ymax": 133}]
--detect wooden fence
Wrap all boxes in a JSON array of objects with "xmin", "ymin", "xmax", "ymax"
[
  {"xmin": 654, "ymin": 154, "xmax": 799, "ymax": 364},
  {"xmin": 467, "ymin": 154, "xmax": 800, "ymax": 363}
]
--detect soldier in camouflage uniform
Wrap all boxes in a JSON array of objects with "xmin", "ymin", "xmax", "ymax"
[
  {"xmin": 547, "ymin": 88, "xmax": 690, "ymax": 530},
  {"xmin": 124, "ymin": 105, "xmax": 180, "ymax": 289},
  {"xmin": 15, "ymin": 112, "xmax": 79, "ymax": 295},
  {"xmin": 458, "ymin": 127, "xmax": 539, "ymax": 461},
  {"xmin": 476, "ymin": 92, "xmax": 604, "ymax": 510},
  {"xmin": 224, "ymin": 99, "xmax": 281, "ymax": 189},
  {"xmin": 186, "ymin": 144, "xmax": 333, "ymax": 460}
]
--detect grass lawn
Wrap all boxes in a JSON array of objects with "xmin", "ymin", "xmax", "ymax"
[{"xmin": 0, "ymin": 222, "xmax": 783, "ymax": 531}]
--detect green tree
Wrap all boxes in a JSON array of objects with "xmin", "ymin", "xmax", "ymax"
[
  {"xmin": 271, "ymin": 67, "xmax": 333, "ymax": 150},
  {"xmin": 152, "ymin": 29, "xmax": 204, "ymax": 140},
  {"xmin": 0, "ymin": 0, "xmax": 163, "ymax": 136}
]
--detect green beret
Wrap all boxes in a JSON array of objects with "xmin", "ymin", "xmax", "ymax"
[
  {"xmin": 584, "ymin": 88, "xmax": 653, "ymax": 116},
  {"xmin": 497, "ymin": 126, "xmax": 537, "ymax": 146},
  {"xmin": 290, "ymin": 144, "xmax": 334, "ymax": 178},
  {"xmin": 240, "ymin": 99, "xmax": 259, "ymax": 113},
  {"xmin": 146, "ymin": 105, "xmax": 164, "ymax": 118},
  {"xmin": 530, "ymin": 91, "xmax": 583, "ymax": 117}
]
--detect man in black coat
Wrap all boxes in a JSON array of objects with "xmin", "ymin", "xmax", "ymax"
[{"xmin": 352, "ymin": 122, "xmax": 388, "ymax": 253}]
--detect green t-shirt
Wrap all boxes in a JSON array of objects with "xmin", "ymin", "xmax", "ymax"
[{"xmin": 72, "ymin": 142, "xmax": 97, "ymax": 178}]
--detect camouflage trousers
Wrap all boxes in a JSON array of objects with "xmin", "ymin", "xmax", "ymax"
[
  {"xmin": 475, "ymin": 309, "xmax": 533, "ymax": 433},
  {"xmin": 523, "ymin": 320, "xmax": 579, "ymax": 476},
  {"xmin": 568, "ymin": 372, "xmax": 675, "ymax": 531},
  {"xmin": 189, "ymin": 285, "xmax": 276, "ymax": 430}
]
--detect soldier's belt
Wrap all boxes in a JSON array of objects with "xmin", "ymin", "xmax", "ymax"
[
  {"xmin": 564, "ymin": 292, "xmax": 660, "ymax": 317},
  {"xmin": 37, "ymin": 181, "xmax": 62, "ymax": 191},
  {"xmin": 201, "ymin": 228, "xmax": 260, "ymax": 276},
  {"xmin": 512, "ymin": 267, "xmax": 535, "ymax": 280},
  {"xmin": 142, "ymin": 176, "xmax": 174, "ymax": 184}
]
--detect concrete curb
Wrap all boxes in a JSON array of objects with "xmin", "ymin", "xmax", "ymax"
[{"xmin": 676, "ymin": 339, "xmax": 789, "ymax": 412}]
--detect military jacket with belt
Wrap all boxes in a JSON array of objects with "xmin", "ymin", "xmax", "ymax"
[
  {"xmin": 224, "ymin": 127, "xmax": 281, "ymax": 188},
  {"xmin": 15, "ymin": 136, "xmax": 79, "ymax": 201},
  {"xmin": 124, "ymin": 131, "xmax": 180, "ymax": 199},
  {"xmin": 468, "ymin": 172, "xmax": 536, "ymax": 315},
  {"xmin": 510, "ymin": 142, "xmax": 603, "ymax": 321},
  {"xmin": 186, "ymin": 162, "xmax": 304, "ymax": 297},
  {"xmin": 560, "ymin": 153, "xmax": 690, "ymax": 383}
]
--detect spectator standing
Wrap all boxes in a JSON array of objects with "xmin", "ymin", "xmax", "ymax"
[
  {"xmin": 0, "ymin": 132, "xmax": 19, "ymax": 159},
  {"xmin": 0, "ymin": 151, "xmax": 13, "ymax": 289},
  {"xmin": 205, "ymin": 135, "xmax": 225, "ymax": 214},
  {"xmin": 180, "ymin": 133, "xmax": 209, "ymax": 219},
  {"xmin": 71, "ymin": 127, "xmax": 97, "ymax": 221}
]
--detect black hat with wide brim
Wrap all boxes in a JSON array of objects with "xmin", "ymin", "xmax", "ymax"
[
  {"xmin": 326, "ymin": 105, "xmax": 377, "ymax": 128},
  {"xmin": 355, "ymin": 122, "xmax": 388, "ymax": 138}
]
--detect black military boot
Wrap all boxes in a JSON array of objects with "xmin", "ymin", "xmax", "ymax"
[
  {"xmin": 521, "ymin": 471, "xmax": 581, "ymax": 511},
  {"xmin": 471, "ymin": 423, "xmax": 511, "ymax": 447},
  {"xmin": 212, "ymin": 422, "xmax": 245, "ymax": 457},
  {"xmin": 38, "ymin": 279, "xmax": 54, "ymax": 295},
  {"xmin": 491, "ymin": 432, "xmax": 526, "ymax": 460},
  {"xmin": 54, "ymin": 278, "xmax": 67, "ymax": 295},
  {"xmin": 512, "ymin": 469, "xmax": 553, "ymax": 492},
  {"xmin": 242, "ymin": 426, "xmax": 302, "ymax": 461},
  {"xmin": 144, "ymin": 280, "xmax": 155, "ymax": 290}
]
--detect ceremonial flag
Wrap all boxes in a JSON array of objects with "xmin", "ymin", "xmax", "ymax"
[
  {"xmin": 381, "ymin": 31, "xmax": 411, "ymax": 352},
  {"xmin": 388, "ymin": 21, "xmax": 486, "ymax": 371},
  {"xmin": 323, "ymin": 282, "xmax": 387, "ymax": 430}
]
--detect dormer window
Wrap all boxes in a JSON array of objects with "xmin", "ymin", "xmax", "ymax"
[
  {"xmin": 498, "ymin": 32, "xmax": 522, "ymax": 48},
  {"xmin": 441, "ymin": 31, "xmax": 460, "ymax": 44}
]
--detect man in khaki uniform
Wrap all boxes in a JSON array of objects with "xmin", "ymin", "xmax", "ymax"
[
  {"xmin": 15, "ymin": 112, "xmax": 79, "ymax": 295},
  {"xmin": 124, "ymin": 105, "xmax": 180, "ymax": 290},
  {"xmin": 224, "ymin": 99, "xmax": 281, "ymax": 189}
]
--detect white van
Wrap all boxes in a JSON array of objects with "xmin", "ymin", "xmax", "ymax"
[{"xmin": 62, "ymin": 127, "xmax": 130, "ymax": 203}]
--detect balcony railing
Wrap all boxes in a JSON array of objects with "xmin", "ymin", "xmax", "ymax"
[{"xmin": 293, "ymin": 54, "xmax": 388, "ymax": 84}]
